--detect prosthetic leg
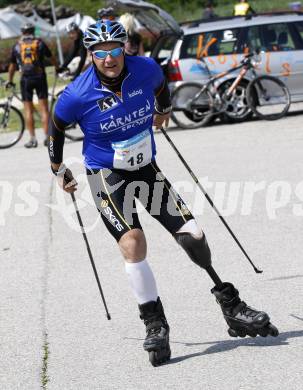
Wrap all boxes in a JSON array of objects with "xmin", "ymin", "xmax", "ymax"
[{"xmin": 174, "ymin": 222, "xmax": 279, "ymax": 338}]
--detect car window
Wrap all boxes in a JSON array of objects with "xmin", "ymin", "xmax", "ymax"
[
  {"xmin": 180, "ymin": 28, "xmax": 241, "ymax": 59},
  {"xmin": 245, "ymin": 26, "xmax": 262, "ymax": 52},
  {"xmin": 152, "ymin": 35, "xmax": 178, "ymax": 60},
  {"xmin": 244, "ymin": 23, "xmax": 296, "ymax": 52},
  {"xmin": 292, "ymin": 21, "xmax": 303, "ymax": 46}
]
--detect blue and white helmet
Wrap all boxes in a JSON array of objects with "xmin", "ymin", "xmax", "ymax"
[{"xmin": 83, "ymin": 20, "xmax": 128, "ymax": 50}]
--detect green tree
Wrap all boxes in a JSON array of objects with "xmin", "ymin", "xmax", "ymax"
[{"xmin": 0, "ymin": 0, "xmax": 21, "ymax": 6}]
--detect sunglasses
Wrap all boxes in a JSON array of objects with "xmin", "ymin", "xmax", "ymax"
[{"xmin": 92, "ymin": 47, "xmax": 123, "ymax": 59}]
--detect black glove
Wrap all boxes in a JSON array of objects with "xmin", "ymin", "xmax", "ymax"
[
  {"xmin": 52, "ymin": 164, "xmax": 78, "ymax": 192},
  {"xmin": 62, "ymin": 168, "xmax": 77, "ymax": 191},
  {"xmin": 5, "ymin": 81, "xmax": 15, "ymax": 89}
]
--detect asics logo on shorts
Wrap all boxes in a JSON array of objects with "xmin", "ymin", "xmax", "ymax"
[
  {"xmin": 101, "ymin": 200, "xmax": 109, "ymax": 208},
  {"xmin": 101, "ymin": 201, "xmax": 124, "ymax": 232}
]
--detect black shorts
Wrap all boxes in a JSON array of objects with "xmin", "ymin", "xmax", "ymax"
[
  {"xmin": 20, "ymin": 75, "xmax": 48, "ymax": 102},
  {"xmin": 87, "ymin": 161, "xmax": 193, "ymax": 242}
]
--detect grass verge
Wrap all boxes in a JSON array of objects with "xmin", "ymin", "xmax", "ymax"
[{"xmin": 41, "ymin": 333, "xmax": 49, "ymax": 389}]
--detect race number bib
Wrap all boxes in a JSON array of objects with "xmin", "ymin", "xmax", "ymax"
[{"xmin": 111, "ymin": 130, "xmax": 152, "ymax": 171}]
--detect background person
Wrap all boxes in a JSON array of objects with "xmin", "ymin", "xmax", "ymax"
[
  {"xmin": 6, "ymin": 22, "xmax": 57, "ymax": 148},
  {"xmin": 56, "ymin": 22, "xmax": 87, "ymax": 81},
  {"xmin": 97, "ymin": 7, "xmax": 118, "ymax": 21},
  {"xmin": 233, "ymin": 0, "xmax": 256, "ymax": 16},
  {"xmin": 203, "ymin": 1, "xmax": 217, "ymax": 19},
  {"xmin": 119, "ymin": 13, "xmax": 145, "ymax": 56}
]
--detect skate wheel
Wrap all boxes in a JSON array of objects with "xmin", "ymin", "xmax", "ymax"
[
  {"xmin": 247, "ymin": 330, "xmax": 257, "ymax": 338},
  {"xmin": 257, "ymin": 328, "xmax": 268, "ymax": 337},
  {"xmin": 149, "ymin": 351, "xmax": 159, "ymax": 367},
  {"xmin": 268, "ymin": 323, "xmax": 279, "ymax": 337},
  {"xmin": 236, "ymin": 329, "xmax": 247, "ymax": 338},
  {"xmin": 228, "ymin": 328, "xmax": 238, "ymax": 337},
  {"xmin": 149, "ymin": 346, "xmax": 171, "ymax": 367},
  {"xmin": 228, "ymin": 328, "xmax": 247, "ymax": 338}
]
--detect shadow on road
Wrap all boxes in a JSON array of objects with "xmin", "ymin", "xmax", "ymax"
[
  {"xmin": 266, "ymin": 274, "xmax": 303, "ymax": 282},
  {"xmin": 167, "ymin": 329, "xmax": 303, "ymax": 364},
  {"xmin": 125, "ymin": 328, "xmax": 303, "ymax": 365},
  {"xmin": 290, "ymin": 314, "xmax": 303, "ymax": 322}
]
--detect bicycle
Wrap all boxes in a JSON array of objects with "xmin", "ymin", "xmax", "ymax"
[
  {"xmin": 0, "ymin": 77, "xmax": 25, "ymax": 149},
  {"xmin": 0, "ymin": 72, "xmax": 83, "ymax": 149},
  {"xmin": 171, "ymin": 52, "xmax": 291, "ymax": 129},
  {"xmin": 51, "ymin": 70, "xmax": 84, "ymax": 142}
]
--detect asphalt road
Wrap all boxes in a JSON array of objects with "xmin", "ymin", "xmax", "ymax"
[{"xmin": 1, "ymin": 114, "xmax": 303, "ymax": 390}]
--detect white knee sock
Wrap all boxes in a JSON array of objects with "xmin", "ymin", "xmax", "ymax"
[{"xmin": 125, "ymin": 259, "xmax": 158, "ymax": 304}]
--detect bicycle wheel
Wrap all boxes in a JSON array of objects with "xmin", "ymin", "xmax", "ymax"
[
  {"xmin": 247, "ymin": 75, "xmax": 290, "ymax": 120},
  {"xmin": 52, "ymin": 90, "xmax": 84, "ymax": 141},
  {"xmin": 0, "ymin": 104, "xmax": 25, "ymax": 149},
  {"xmin": 171, "ymin": 82, "xmax": 214, "ymax": 129},
  {"xmin": 219, "ymin": 80, "xmax": 252, "ymax": 123}
]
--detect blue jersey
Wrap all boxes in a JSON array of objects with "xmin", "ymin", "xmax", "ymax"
[{"xmin": 55, "ymin": 56, "xmax": 164, "ymax": 169}]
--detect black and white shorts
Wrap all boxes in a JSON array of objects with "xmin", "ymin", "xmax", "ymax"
[{"xmin": 86, "ymin": 161, "xmax": 193, "ymax": 242}]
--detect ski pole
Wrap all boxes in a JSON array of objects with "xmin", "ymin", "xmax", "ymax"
[
  {"xmin": 159, "ymin": 127, "xmax": 263, "ymax": 274},
  {"xmin": 71, "ymin": 192, "xmax": 111, "ymax": 319}
]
